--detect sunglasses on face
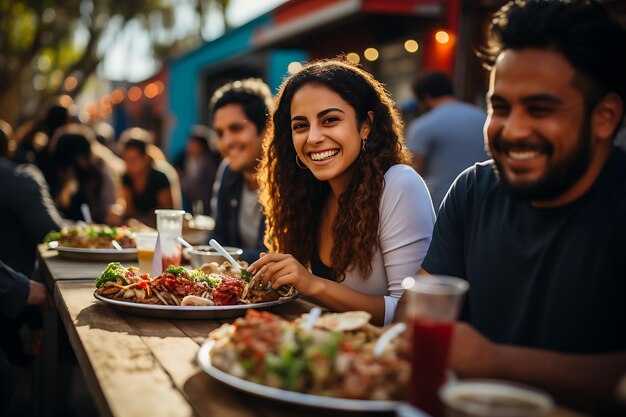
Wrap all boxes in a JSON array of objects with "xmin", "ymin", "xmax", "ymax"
[{"xmin": 214, "ymin": 120, "xmax": 249, "ymax": 139}]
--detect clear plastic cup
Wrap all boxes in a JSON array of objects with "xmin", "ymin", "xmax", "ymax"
[
  {"xmin": 155, "ymin": 209, "xmax": 185, "ymax": 268},
  {"xmin": 134, "ymin": 232, "xmax": 158, "ymax": 274},
  {"xmin": 402, "ymin": 275, "xmax": 469, "ymax": 416}
]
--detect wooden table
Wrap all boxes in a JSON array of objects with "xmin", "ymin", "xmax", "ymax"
[
  {"xmin": 36, "ymin": 245, "xmax": 589, "ymax": 417},
  {"xmin": 37, "ymin": 246, "xmax": 391, "ymax": 417}
]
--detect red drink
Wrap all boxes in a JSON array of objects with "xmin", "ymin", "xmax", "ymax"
[
  {"xmin": 409, "ymin": 318, "xmax": 453, "ymax": 417},
  {"xmin": 161, "ymin": 251, "xmax": 182, "ymax": 270}
]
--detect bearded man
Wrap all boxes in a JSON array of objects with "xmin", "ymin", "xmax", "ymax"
[{"xmin": 397, "ymin": 1, "xmax": 626, "ymax": 414}]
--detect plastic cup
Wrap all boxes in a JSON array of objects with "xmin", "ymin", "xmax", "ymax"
[
  {"xmin": 402, "ymin": 275, "xmax": 469, "ymax": 416},
  {"xmin": 155, "ymin": 209, "xmax": 185, "ymax": 268},
  {"xmin": 134, "ymin": 232, "xmax": 158, "ymax": 274},
  {"xmin": 440, "ymin": 379, "xmax": 554, "ymax": 417}
]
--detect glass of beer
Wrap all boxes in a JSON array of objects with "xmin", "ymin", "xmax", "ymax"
[
  {"xmin": 134, "ymin": 232, "xmax": 158, "ymax": 274},
  {"xmin": 402, "ymin": 275, "xmax": 469, "ymax": 416}
]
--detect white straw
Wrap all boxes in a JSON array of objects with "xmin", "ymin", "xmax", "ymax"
[
  {"xmin": 80, "ymin": 204, "xmax": 93, "ymax": 224},
  {"xmin": 176, "ymin": 236, "xmax": 194, "ymax": 250},
  {"xmin": 373, "ymin": 322, "xmax": 407, "ymax": 357},
  {"xmin": 301, "ymin": 307, "xmax": 322, "ymax": 331}
]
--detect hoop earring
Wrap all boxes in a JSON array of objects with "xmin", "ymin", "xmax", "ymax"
[{"xmin": 295, "ymin": 154, "xmax": 308, "ymax": 170}]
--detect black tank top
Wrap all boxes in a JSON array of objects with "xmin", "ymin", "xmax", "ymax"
[{"xmin": 310, "ymin": 249, "xmax": 333, "ymax": 281}]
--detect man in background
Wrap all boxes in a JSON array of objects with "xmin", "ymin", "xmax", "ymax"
[
  {"xmin": 406, "ymin": 71, "xmax": 487, "ymax": 210},
  {"xmin": 209, "ymin": 78, "xmax": 272, "ymax": 264}
]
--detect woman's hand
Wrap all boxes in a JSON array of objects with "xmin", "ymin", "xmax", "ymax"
[{"xmin": 247, "ymin": 253, "xmax": 322, "ymax": 297}]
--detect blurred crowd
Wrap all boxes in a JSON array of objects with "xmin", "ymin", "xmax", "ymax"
[{"xmin": 2, "ymin": 97, "xmax": 225, "ymax": 229}]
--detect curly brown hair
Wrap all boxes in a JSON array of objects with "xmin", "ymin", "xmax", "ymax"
[{"xmin": 258, "ymin": 58, "xmax": 411, "ymax": 281}]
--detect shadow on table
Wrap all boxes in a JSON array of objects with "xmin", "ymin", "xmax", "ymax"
[{"xmin": 74, "ymin": 303, "xmax": 212, "ymax": 338}]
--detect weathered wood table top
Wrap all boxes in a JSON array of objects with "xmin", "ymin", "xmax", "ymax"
[{"xmin": 38, "ymin": 246, "xmax": 589, "ymax": 417}]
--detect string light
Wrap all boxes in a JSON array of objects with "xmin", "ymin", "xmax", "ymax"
[
  {"xmin": 346, "ymin": 52, "xmax": 360, "ymax": 64},
  {"xmin": 435, "ymin": 31, "xmax": 450, "ymax": 44},
  {"xmin": 128, "ymin": 86, "xmax": 142, "ymax": 101},
  {"xmin": 144, "ymin": 83, "xmax": 159, "ymax": 99},
  {"xmin": 287, "ymin": 61, "xmax": 303, "ymax": 74},
  {"xmin": 404, "ymin": 39, "xmax": 419, "ymax": 53},
  {"xmin": 364, "ymin": 48, "xmax": 379, "ymax": 61}
]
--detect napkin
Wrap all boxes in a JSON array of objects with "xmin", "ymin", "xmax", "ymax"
[{"xmin": 151, "ymin": 232, "xmax": 163, "ymax": 277}]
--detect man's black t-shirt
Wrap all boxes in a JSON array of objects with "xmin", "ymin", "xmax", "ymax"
[
  {"xmin": 422, "ymin": 148, "xmax": 626, "ymax": 354},
  {"xmin": 122, "ymin": 167, "xmax": 170, "ymax": 214}
]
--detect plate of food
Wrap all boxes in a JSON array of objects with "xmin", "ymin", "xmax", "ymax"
[
  {"xmin": 45, "ymin": 225, "xmax": 137, "ymax": 261},
  {"xmin": 197, "ymin": 310, "xmax": 409, "ymax": 411},
  {"xmin": 93, "ymin": 262, "xmax": 298, "ymax": 319}
]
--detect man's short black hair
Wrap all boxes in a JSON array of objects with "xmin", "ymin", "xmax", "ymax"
[
  {"xmin": 481, "ymin": 0, "xmax": 626, "ymax": 112},
  {"xmin": 412, "ymin": 71, "xmax": 454, "ymax": 101},
  {"xmin": 209, "ymin": 78, "xmax": 273, "ymax": 135},
  {"xmin": 122, "ymin": 138, "xmax": 148, "ymax": 156}
]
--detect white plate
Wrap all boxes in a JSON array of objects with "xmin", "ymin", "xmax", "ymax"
[
  {"xmin": 93, "ymin": 291, "xmax": 299, "ymax": 319},
  {"xmin": 50, "ymin": 242, "xmax": 137, "ymax": 262},
  {"xmin": 196, "ymin": 340, "xmax": 401, "ymax": 412}
]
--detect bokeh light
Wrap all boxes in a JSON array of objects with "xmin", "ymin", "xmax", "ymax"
[
  {"xmin": 435, "ymin": 31, "xmax": 450, "ymax": 44},
  {"xmin": 37, "ymin": 55, "xmax": 51, "ymax": 72},
  {"xmin": 155, "ymin": 81, "xmax": 165, "ymax": 95},
  {"xmin": 33, "ymin": 75, "xmax": 47, "ymax": 91},
  {"xmin": 144, "ymin": 82, "xmax": 159, "ymax": 99},
  {"xmin": 404, "ymin": 39, "xmax": 419, "ymax": 53},
  {"xmin": 111, "ymin": 88, "xmax": 125, "ymax": 105},
  {"xmin": 346, "ymin": 52, "xmax": 360, "ymax": 64},
  {"xmin": 64, "ymin": 76, "xmax": 78, "ymax": 92},
  {"xmin": 364, "ymin": 48, "xmax": 379, "ymax": 61},
  {"xmin": 128, "ymin": 86, "xmax": 142, "ymax": 102},
  {"xmin": 287, "ymin": 61, "xmax": 303, "ymax": 74}
]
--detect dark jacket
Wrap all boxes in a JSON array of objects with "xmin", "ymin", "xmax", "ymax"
[
  {"xmin": 0, "ymin": 160, "xmax": 63, "ymax": 276},
  {"xmin": 210, "ymin": 165, "xmax": 266, "ymax": 264}
]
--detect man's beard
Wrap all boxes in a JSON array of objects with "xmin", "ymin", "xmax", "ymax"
[{"xmin": 491, "ymin": 116, "xmax": 592, "ymax": 201}]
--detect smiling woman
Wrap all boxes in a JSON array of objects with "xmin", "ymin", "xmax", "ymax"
[{"xmin": 253, "ymin": 58, "xmax": 436, "ymax": 325}]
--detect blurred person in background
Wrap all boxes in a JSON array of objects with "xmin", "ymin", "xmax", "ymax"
[
  {"xmin": 12, "ymin": 96, "xmax": 76, "ymax": 191},
  {"xmin": 89, "ymin": 121, "xmax": 126, "ymax": 204},
  {"xmin": 209, "ymin": 78, "xmax": 271, "ymax": 263},
  {"xmin": 92, "ymin": 121, "xmax": 119, "ymax": 154},
  {"xmin": 406, "ymin": 71, "xmax": 487, "ymax": 210},
  {"xmin": 177, "ymin": 125, "xmax": 220, "ymax": 216},
  {"xmin": 0, "ymin": 120, "xmax": 64, "ymax": 276},
  {"xmin": 250, "ymin": 59, "xmax": 435, "ymax": 326},
  {"xmin": 49, "ymin": 125, "xmax": 117, "ymax": 224},
  {"xmin": 116, "ymin": 132, "xmax": 173, "ymax": 227},
  {"xmin": 119, "ymin": 127, "xmax": 183, "ymax": 211}
]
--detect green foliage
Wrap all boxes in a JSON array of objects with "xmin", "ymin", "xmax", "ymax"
[{"xmin": 0, "ymin": 0, "xmax": 171, "ymax": 123}]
